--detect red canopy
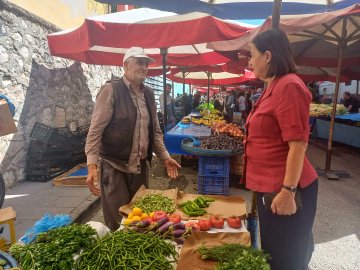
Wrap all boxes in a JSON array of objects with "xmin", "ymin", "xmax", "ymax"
[
  {"xmin": 208, "ymin": 4, "xmax": 360, "ymax": 73},
  {"xmin": 168, "ymin": 64, "xmax": 256, "ymax": 85},
  {"xmin": 47, "ymin": 8, "xmax": 253, "ymax": 66}
]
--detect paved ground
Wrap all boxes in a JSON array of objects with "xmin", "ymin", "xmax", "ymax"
[
  {"xmin": 2, "ymin": 180, "xmax": 99, "ymax": 239},
  {"xmin": 306, "ymin": 142, "xmax": 360, "ymax": 270},
  {"xmin": 2, "ymin": 140, "xmax": 359, "ymax": 269}
]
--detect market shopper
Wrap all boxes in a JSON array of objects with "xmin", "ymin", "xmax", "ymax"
[
  {"xmin": 243, "ymin": 29, "xmax": 318, "ymax": 270},
  {"xmin": 343, "ymin": 91, "xmax": 359, "ymax": 113},
  {"xmin": 224, "ymin": 90, "xmax": 235, "ymax": 122},
  {"xmin": 85, "ymin": 47, "xmax": 181, "ymax": 231},
  {"xmin": 192, "ymin": 91, "xmax": 201, "ymax": 110},
  {"xmin": 159, "ymin": 83, "xmax": 176, "ymax": 130}
]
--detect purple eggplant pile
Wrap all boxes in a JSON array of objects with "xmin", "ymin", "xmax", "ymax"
[{"xmin": 124, "ymin": 217, "xmax": 193, "ymax": 245}]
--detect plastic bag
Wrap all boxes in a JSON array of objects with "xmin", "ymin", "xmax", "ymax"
[
  {"xmin": 86, "ymin": 221, "xmax": 110, "ymax": 238},
  {"xmin": 19, "ymin": 213, "xmax": 72, "ymax": 244}
]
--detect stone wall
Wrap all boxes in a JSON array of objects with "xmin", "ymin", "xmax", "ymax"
[{"xmin": 0, "ymin": 0, "xmax": 119, "ymax": 187}]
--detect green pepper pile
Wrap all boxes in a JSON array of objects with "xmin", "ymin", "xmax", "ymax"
[
  {"xmin": 77, "ymin": 230, "xmax": 177, "ymax": 270},
  {"xmin": 179, "ymin": 196, "xmax": 215, "ymax": 216},
  {"xmin": 134, "ymin": 193, "xmax": 176, "ymax": 213}
]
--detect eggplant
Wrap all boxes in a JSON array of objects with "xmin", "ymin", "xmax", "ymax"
[
  {"xmin": 169, "ymin": 222, "xmax": 185, "ymax": 230},
  {"xmin": 150, "ymin": 217, "xmax": 169, "ymax": 230},
  {"xmin": 171, "ymin": 229, "xmax": 186, "ymax": 238},
  {"xmin": 157, "ymin": 221, "xmax": 174, "ymax": 233},
  {"xmin": 136, "ymin": 220, "xmax": 150, "ymax": 228}
]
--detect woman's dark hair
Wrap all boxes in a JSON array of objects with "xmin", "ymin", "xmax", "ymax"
[{"xmin": 252, "ymin": 29, "xmax": 297, "ymax": 78}]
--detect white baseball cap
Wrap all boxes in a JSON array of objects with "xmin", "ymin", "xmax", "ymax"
[{"xmin": 123, "ymin": 47, "xmax": 155, "ymax": 64}]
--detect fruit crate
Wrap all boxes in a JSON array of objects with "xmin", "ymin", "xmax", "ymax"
[
  {"xmin": 30, "ymin": 122, "xmax": 72, "ymax": 147},
  {"xmin": 180, "ymin": 155, "xmax": 198, "ymax": 168},
  {"xmin": 72, "ymin": 124, "xmax": 90, "ymax": 138},
  {"xmin": 27, "ymin": 168, "xmax": 68, "ymax": 182},
  {"xmin": 28, "ymin": 149, "xmax": 72, "ymax": 160},
  {"xmin": 198, "ymin": 156, "xmax": 230, "ymax": 177},
  {"xmin": 26, "ymin": 156, "xmax": 72, "ymax": 169},
  {"xmin": 198, "ymin": 175, "xmax": 229, "ymax": 196},
  {"xmin": 71, "ymin": 150, "xmax": 86, "ymax": 165}
]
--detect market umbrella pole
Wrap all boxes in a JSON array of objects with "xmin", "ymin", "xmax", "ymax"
[
  {"xmin": 182, "ymin": 69, "xmax": 186, "ymax": 117},
  {"xmin": 272, "ymin": 0, "xmax": 282, "ymax": 29},
  {"xmin": 325, "ymin": 19, "xmax": 347, "ymax": 173},
  {"xmin": 207, "ymin": 72, "xmax": 211, "ymax": 106},
  {"xmin": 161, "ymin": 48, "xmax": 168, "ymax": 132}
]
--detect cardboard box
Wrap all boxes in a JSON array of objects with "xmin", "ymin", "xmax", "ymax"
[
  {"xmin": 0, "ymin": 101, "xmax": 17, "ymax": 136},
  {"xmin": 176, "ymin": 231, "xmax": 251, "ymax": 270}
]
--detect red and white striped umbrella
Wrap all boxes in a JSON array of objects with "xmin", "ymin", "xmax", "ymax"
[
  {"xmin": 47, "ymin": 8, "xmax": 253, "ymax": 67},
  {"xmin": 168, "ymin": 66, "xmax": 256, "ymax": 85}
]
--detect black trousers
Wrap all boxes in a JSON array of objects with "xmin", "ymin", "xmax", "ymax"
[
  {"xmin": 256, "ymin": 180, "xmax": 318, "ymax": 270},
  {"xmin": 100, "ymin": 160, "xmax": 149, "ymax": 231}
]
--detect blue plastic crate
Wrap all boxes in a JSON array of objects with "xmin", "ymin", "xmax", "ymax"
[
  {"xmin": 198, "ymin": 175, "xmax": 229, "ymax": 196},
  {"xmin": 199, "ymin": 156, "xmax": 230, "ymax": 177}
]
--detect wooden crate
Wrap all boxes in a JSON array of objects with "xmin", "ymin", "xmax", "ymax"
[
  {"xmin": 53, "ymin": 163, "xmax": 88, "ymax": 187},
  {"xmin": 230, "ymin": 155, "xmax": 243, "ymax": 175}
]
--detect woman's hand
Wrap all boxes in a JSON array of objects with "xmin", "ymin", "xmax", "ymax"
[
  {"xmin": 163, "ymin": 158, "xmax": 181, "ymax": 179},
  {"xmin": 86, "ymin": 164, "xmax": 101, "ymax": 196},
  {"xmin": 271, "ymin": 189, "xmax": 296, "ymax": 215}
]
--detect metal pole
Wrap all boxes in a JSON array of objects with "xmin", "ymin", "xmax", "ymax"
[
  {"xmin": 207, "ymin": 72, "xmax": 211, "ymax": 105},
  {"xmin": 325, "ymin": 19, "xmax": 347, "ymax": 171},
  {"xmin": 172, "ymin": 81, "xmax": 175, "ymax": 99},
  {"xmin": 160, "ymin": 48, "xmax": 168, "ymax": 132},
  {"xmin": 272, "ymin": 0, "xmax": 282, "ymax": 29},
  {"xmin": 357, "ymin": 80, "xmax": 359, "ymax": 96},
  {"xmin": 182, "ymin": 70, "xmax": 186, "ymax": 117}
]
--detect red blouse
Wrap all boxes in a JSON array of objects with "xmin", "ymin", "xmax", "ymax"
[{"xmin": 243, "ymin": 73, "xmax": 317, "ymax": 193}]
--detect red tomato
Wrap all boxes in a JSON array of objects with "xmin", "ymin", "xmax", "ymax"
[
  {"xmin": 198, "ymin": 219, "xmax": 212, "ymax": 231},
  {"xmin": 168, "ymin": 213, "xmax": 182, "ymax": 223},
  {"xmin": 226, "ymin": 216, "xmax": 242, "ymax": 229},
  {"xmin": 153, "ymin": 210, "xmax": 168, "ymax": 221},
  {"xmin": 184, "ymin": 222, "xmax": 200, "ymax": 232},
  {"xmin": 210, "ymin": 215, "xmax": 225, "ymax": 229}
]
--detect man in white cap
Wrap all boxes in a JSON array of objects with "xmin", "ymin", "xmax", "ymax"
[{"xmin": 85, "ymin": 47, "xmax": 181, "ymax": 231}]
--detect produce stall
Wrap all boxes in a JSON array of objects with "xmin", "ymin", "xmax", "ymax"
[
  {"xmin": 164, "ymin": 107, "xmax": 230, "ymax": 154},
  {"xmin": 165, "ymin": 107, "xmax": 245, "ymax": 196},
  {"xmin": 6, "ymin": 186, "xmax": 269, "ymax": 270},
  {"xmin": 164, "ymin": 122, "xmax": 211, "ymax": 155},
  {"xmin": 312, "ymin": 118, "xmax": 360, "ymax": 148},
  {"xmin": 310, "ymin": 104, "xmax": 360, "ymax": 148}
]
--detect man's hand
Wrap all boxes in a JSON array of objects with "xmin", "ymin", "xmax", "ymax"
[
  {"xmin": 271, "ymin": 189, "xmax": 296, "ymax": 215},
  {"xmin": 86, "ymin": 164, "xmax": 101, "ymax": 196},
  {"xmin": 163, "ymin": 157, "xmax": 181, "ymax": 179}
]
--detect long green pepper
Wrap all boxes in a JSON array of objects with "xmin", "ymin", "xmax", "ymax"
[
  {"xmin": 134, "ymin": 193, "xmax": 176, "ymax": 213},
  {"xmin": 76, "ymin": 230, "xmax": 178, "ymax": 270}
]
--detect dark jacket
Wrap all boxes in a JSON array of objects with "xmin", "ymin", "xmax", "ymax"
[{"xmin": 99, "ymin": 78, "xmax": 157, "ymax": 165}]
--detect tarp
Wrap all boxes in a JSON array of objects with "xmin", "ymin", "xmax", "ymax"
[
  {"xmin": 47, "ymin": 8, "xmax": 253, "ymax": 67},
  {"xmin": 95, "ymin": 0, "xmax": 359, "ymax": 20},
  {"xmin": 208, "ymin": 4, "xmax": 360, "ymax": 73}
]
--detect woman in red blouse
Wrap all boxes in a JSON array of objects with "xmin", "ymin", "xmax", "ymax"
[{"xmin": 244, "ymin": 29, "xmax": 318, "ymax": 270}]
